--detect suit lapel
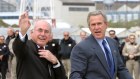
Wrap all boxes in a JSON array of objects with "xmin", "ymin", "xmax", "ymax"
[
  {"xmin": 89, "ymin": 35, "xmax": 111, "ymax": 77},
  {"xmin": 27, "ymin": 40, "xmax": 51, "ymax": 78},
  {"xmin": 28, "ymin": 40, "xmax": 38, "ymax": 55},
  {"xmin": 95, "ymin": 47, "xmax": 111, "ymax": 77}
]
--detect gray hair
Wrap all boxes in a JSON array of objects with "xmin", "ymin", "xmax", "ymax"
[
  {"xmin": 7, "ymin": 27, "xmax": 15, "ymax": 32},
  {"xmin": 0, "ymin": 35, "xmax": 5, "ymax": 39},
  {"xmin": 87, "ymin": 11, "xmax": 107, "ymax": 27},
  {"xmin": 31, "ymin": 19, "xmax": 52, "ymax": 33}
]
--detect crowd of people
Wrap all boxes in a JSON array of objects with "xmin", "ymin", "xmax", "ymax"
[{"xmin": 0, "ymin": 10, "xmax": 140, "ymax": 79}]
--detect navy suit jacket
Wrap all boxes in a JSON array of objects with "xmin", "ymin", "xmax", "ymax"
[{"xmin": 70, "ymin": 34, "xmax": 133, "ymax": 79}]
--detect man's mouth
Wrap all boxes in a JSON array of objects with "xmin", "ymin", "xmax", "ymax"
[
  {"xmin": 95, "ymin": 31, "xmax": 101, "ymax": 34},
  {"xmin": 39, "ymin": 36, "xmax": 46, "ymax": 40}
]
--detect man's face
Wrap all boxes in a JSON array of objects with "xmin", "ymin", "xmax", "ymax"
[
  {"xmin": 7, "ymin": 29, "xmax": 14, "ymax": 36},
  {"xmin": 89, "ymin": 15, "xmax": 108, "ymax": 39},
  {"xmin": 63, "ymin": 32, "xmax": 69, "ymax": 40},
  {"xmin": 80, "ymin": 32, "xmax": 86, "ymax": 40},
  {"xmin": 32, "ymin": 21, "xmax": 51, "ymax": 46},
  {"xmin": 129, "ymin": 35, "xmax": 135, "ymax": 43},
  {"xmin": 0, "ymin": 37, "xmax": 4, "ymax": 44},
  {"xmin": 109, "ymin": 31, "xmax": 115, "ymax": 38}
]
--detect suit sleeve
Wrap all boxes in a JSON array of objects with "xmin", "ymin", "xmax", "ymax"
[
  {"xmin": 70, "ymin": 44, "xmax": 88, "ymax": 79},
  {"xmin": 52, "ymin": 60, "xmax": 67, "ymax": 79},
  {"xmin": 13, "ymin": 34, "xmax": 28, "ymax": 59}
]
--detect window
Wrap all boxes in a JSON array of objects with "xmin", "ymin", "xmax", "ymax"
[
  {"xmin": 69, "ymin": 7, "xmax": 89, "ymax": 12},
  {"xmin": 41, "ymin": 7, "xmax": 50, "ymax": 11}
]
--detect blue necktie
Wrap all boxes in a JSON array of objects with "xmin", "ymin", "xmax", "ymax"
[{"xmin": 102, "ymin": 40, "xmax": 114, "ymax": 76}]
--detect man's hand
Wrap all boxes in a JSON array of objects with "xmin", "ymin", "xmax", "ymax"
[
  {"xmin": 19, "ymin": 11, "xmax": 31, "ymax": 36},
  {"xmin": 38, "ymin": 50, "xmax": 58, "ymax": 64},
  {"xmin": 129, "ymin": 54, "xmax": 135, "ymax": 59}
]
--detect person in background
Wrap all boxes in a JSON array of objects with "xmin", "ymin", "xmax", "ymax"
[
  {"xmin": 109, "ymin": 29, "xmax": 125, "ymax": 64},
  {"xmin": 120, "ymin": 36, "xmax": 129, "ymax": 64},
  {"xmin": 109, "ymin": 30, "xmax": 120, "ymax": 44},
  {"xmin": 46, "ymin": 33, "xmax": 67, "ymax": 78},
  {"xmin": 59, "ymin": 31, "xmax": 76, "ymax": 78},
  {"xmin": 6, "ymin": 27, "xmax": 15, "ymax": 75},
  {"xmin": 122, "ymin": 34, "xmax": 140, "ymax": 79},
  {"xmin": 80, "ymin": 31, "xmax": 87, "ymax": 41},
  {"xmin": 15, "ymin": 30, "xmax": 19, "ymax": 37},
  {"xmin": 120, "ymin": 36, "xmax": 129, "ymax": 51},
  {"xmin": 46, "ymin": 33, "xmax": 61, "ymax": 59},
  {"xmin": 70, "ymin": 11, "xmax": 132, "ymax": 79},
  {"xmin": 13, "ymin": 12, "xmax": 66, "ymax": 79},
  {"xmin": 8, "ymin": 30, "xmax": 19, "ymax": 79},
  {"xmin": 5, "ymin": 27, "xmax": 15, "ymax": 45},
  {"xmin": 0, "ymin": 35, "xmax": 9, "ymax": 79}
]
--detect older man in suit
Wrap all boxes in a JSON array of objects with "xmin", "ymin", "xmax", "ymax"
[
  {"xmin": 13, "ymin": 12, "xmax": 66, "ymax": 79},
  {"xmin": 70, "ymin": 11, "xmax": 133, "ymax": 79}
]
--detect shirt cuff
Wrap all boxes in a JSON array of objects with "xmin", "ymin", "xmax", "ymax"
[
  {"xmin": 19, "ymin": 32, "xmax": 26, "ymax": 42},
  {"xmin": 53, "ymin": 60, "xmax": 61, "ymax": 68}
]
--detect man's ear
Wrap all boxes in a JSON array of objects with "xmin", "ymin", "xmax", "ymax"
[{"xmin": 105, "ymin": 22, "xmax": 108, "ymax": 27}]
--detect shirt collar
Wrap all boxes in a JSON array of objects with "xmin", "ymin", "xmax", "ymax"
[
  {"xmin": 95, "ymin": 37, "xmax": 107, "ymax": 44},
  {"xmin": 37, "ymin": 45, "xmax": 45, "ymax": 49}
]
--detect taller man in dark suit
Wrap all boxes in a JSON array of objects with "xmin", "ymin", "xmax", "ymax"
[
  {"xmin": 13, "ymin": 12, "xmax": 66, "ymax": 79},
  {"xmin": 70, "ymin": 11, "xmax": 133, "ymax": 79}
]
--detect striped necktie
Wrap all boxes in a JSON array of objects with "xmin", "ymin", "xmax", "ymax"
[{"xmin": 102, "ymin": 40, "xmax": 114, "ymax": 76}]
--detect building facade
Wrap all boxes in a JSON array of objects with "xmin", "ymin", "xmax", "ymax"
[{"xmin": 0, "ymin": 0, "xmax": 140, "ymax": 27}]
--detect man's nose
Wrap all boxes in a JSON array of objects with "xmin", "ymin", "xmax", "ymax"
[{"xmin": 94, "ymin": 24, "xmax": 100, "ymax": 29}]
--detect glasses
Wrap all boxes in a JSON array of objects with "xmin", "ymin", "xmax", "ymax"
[
  {"xmin": 130, "ymin": 38, "xmax": 135, "ymax": 39},
  {"xmin": 35, "ymin": 28, "xmax": 49, "ymax": 34},
  {"xmin": 64, "ymin": 35, "xmax": 69, "ymax": 37},
  {"xmin": 109, "ymin": 33, "xmax": 115, "ymax": 35}
]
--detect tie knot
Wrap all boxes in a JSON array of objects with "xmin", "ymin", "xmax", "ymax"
[
  {"xmin": 102, "ymin": 40, "xmax": 106, "ymax": 45},
  {"xmin": 38, "ymin": 46, "xmax": 44, "ymax": 50}
]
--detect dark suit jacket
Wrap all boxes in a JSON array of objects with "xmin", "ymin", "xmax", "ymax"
[
  {"xmin": 13, "ymin": 35, "xmax": 66, "ymax": 79},
  {"xmin": 70, "ymin": 34, "xmax": 133, "ymax": 79},
  {"xmin": 46, "ymin": 39, "xmax": 61, "ymax": 59}
]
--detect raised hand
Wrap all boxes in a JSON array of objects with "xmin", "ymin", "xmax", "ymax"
[{"xmin": 19, "ymin": 11, "xmax": 31, "ymax": 36}]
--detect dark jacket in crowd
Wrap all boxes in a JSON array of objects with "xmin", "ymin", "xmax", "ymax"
[
  {"xmin": 112, "ymin": 36, "xmax": 126, "ymax": 64},
  {"xmin": 46, "ymin": 39, "xmax": 67, "ymax": 79},
  {"xmin": 46, "ymin": 39, "xmax": 61, "ymax": 59},
  {"xmin": 59, "ymin": 37, "xmax": 76, "ymax": 59},
  {"xmin": 0, "ymin": 43, "xmax": 10, "ymax": 79},
  {"xmin": 6, "ymin": 35, "xmax": 15, "ymax": 45},
  {"xmin": 113, "ymin": 36, "xmax": 120, "ymax": 44},
  {"xmin": 0, "ymin": 43, "xmax": 9, "ymax": 63}
]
